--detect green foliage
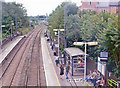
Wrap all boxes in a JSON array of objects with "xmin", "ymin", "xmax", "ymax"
[
  {"xmin": 78, "ymin": 10, "xmax": 96, "ymax": 18},
  {"xmin": 65, "ymin": 2, "xmax": 78, "ymax": 16},
  {"xmin": 100, "ymin": 15, "xmax": 120, "ymax": 76},
  {"xmin": 67, "ymin": 14, "xmax": 82, "ymax": 47},
  {"xmin": 19, "ymin": 28, "xmax": 31, "ymax": 35},
  {"xmin": 2, "ymin": 2, "xmax": 29, "ymax": 38},
  {"xmin": 48, "ymin": 2, "xmax": 120, "ymax": 78},
  {"xmin": 48, "ymin": 1, "xmax": 78, "ymax": 40}
]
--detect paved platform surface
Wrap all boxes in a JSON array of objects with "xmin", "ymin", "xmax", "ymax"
[
  {"xmin": 0, "ymin": 36, "xmax": 24, "ymax": 64},
  {"xmin": 41, "ymin": 37, "xmax": 61, "ymax": 86},
  {"xmin": 41, "ymin": 35, "xmax": 93, "ymax": 86}
]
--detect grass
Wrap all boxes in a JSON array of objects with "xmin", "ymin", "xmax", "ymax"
[{"xmin": 19, "ymin": 27, "xmax": 33, "ymax": 35}]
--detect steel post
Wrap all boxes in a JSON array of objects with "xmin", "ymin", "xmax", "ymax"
[
  {"xmin": 84, "ymin": 43, "xmax": 87, "ymax": 85},
  {"xmin": 58, "ymin": 29, "xmax": 60, "ymax": 58},
  {"xmin": 0, "ymin": 25, "xmax": 2, "ymax": 49},
  {"xmin": 64, "ymin": 5, "xmax": 67, "ymax": 48},
  {"xmin": 11, "ymin": 24, "xmax": 12, "ymax": 41},
  {"xmin": 0, "ymin": 1, "xmax": 2, "ymax": 49}
]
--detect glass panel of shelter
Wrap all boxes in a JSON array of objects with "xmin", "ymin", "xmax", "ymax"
[{"xmin": 73, "ymin": 55, "xmax": 85, "ymax": 75}]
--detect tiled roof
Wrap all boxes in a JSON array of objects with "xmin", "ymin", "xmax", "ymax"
[
  {"xmin": 96, "ymin": 2, "xmax": 109, "ymax": 8},
  {"xmin": 109, "ymin": 2, "xmax": 119, "ymax": 6}
]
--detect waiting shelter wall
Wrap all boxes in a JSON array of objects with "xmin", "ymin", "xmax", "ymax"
[{"xmin": 87, "ymin": 58, "xmax": 97, "ymax": 75}]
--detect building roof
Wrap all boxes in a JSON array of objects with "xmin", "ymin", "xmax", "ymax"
[
  {"xmin": 96, "ymin": 2, "xmax": 110, "ymax": 8},
  {"xmin": 109, "ymin": 1, "xmax": 119, "ymax": 6},
  {"xmin": 64, "ymin": 47, "xmax": 85, "ymax": 57},
  {"xmin": 81, "ymin": 0, "xmax": 98, "ymax": 2},
  {"xmin": 81, "ymin": 0, "xmax": 120, "ymax": 7}
]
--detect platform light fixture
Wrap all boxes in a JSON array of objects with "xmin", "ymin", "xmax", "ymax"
[
  {"xmin": 73, "ymin": 41, "xmax": 98, "ymax": 84},
  {"xmin": 53, "ymin": 29, "xmax": 64, "ymax": 59},
  {"xmin": 1, "ymin": 25, "xmax": 5, "ymax": 49}
]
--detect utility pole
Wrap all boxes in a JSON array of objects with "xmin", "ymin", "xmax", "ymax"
[
  {"xmin": 15, "ymin": 13, "xmax": 17, "ymax": 33},
  {"xmin": 0, "ymin": 1, "xmax": 2, "ymax": 49},
  {"xmin": 11, "ymin": 23, "xmax": 12, "ymax": 41},
  {"xmin": 11, "ymin": 23, "xmax": 14, "ymax": 41},
  {"xmin": 64, "ymin": 5, "xmax": 67, "ymax": 48},
  {"xmin": 58, "ymin": 29, "xmax": 60, "ymax": 57},
  {"xmin": 84, "ymin": 43, "xmax": 87, "ymax": 83},
  {"xmin": 29, "ymin": 17, "xmax": 31, "ymax": 29},
  {"xmin": 46, "ymin": 13, "xmax": 48, "ymax": 36},
  {"xmin": 64, "ymin": 5, "xmax": 67, "ymax": 65}
]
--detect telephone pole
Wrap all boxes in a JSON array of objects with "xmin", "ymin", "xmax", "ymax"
[
  {"xmin": 46, "ymin": 13, "xmax": 48, "ymax": 36},
  {"xmin": 64, "ymin": 5, "xmax": 67, "ymax": 48},
  {"xmin": 29, "ymin": 17, "xmax": 31, "ymax": 29},
  {"xmin": 15, "ymin": 13, "xmax": 18, "ymax": 32},
  {"xmin": 0, "ymin": 1, "xmax": 2, "ymax": 49}
]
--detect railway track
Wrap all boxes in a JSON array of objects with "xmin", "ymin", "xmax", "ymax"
[
  {"xmin": 0, "ymin": 25, "xmax": 46, "ymax": 86},
  {"xmin": 25, "ymin": 28, "xmax": 42, "ymax": 86},
  {"xmin": 0, "ymin": 31, "xmax": 34, "ymax": 79}
]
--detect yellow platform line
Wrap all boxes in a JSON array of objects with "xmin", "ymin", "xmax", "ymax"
[{"xmin": 44, "ymin": 38, "xmax": 61, "ymax": 87}]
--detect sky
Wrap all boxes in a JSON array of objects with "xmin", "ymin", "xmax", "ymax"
[{"xmin": 5, "ymin": 0, "xmax": 82, "ymax": 16}]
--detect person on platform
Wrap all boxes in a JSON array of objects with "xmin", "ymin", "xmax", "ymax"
[
  {"xmin": 95, "ymin": 76, "xmax": 105, "ymax": 87},
  {"xmin": 65, "ymin": 63, "xmax": 70, "ymax": 79},
  {"xmin": 60, "ymin": 64, "xmax": 64, "ymax": 79},
  {"xmin": 51, "ymin": 42, "xmax": 54, "ymax": 50},
  {"xmin": 55, "ymin": 56, "xmax": 59, "ymax": 66}
]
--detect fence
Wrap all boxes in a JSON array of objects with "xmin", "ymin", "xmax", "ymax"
[{"xmin": 1, "ymin": 32, "xmax": 22, "ymax": 47}]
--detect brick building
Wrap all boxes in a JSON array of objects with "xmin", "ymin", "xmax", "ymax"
[
  {"xmin": 109, "ymin": 1, "xmax": 120, "ymax": 14},
  {"xmin": 79, "ymin": 0, "xmax": 120, "ymax": 14}
]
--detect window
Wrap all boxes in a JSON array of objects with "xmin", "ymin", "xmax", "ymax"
[
  {"xmin": 102, "ymin": 9, "xmax": 107, "ymax": 13},
  {"xmin": 117, "ymin": 7, "xmax": 119, "ymax": 13},
  {"xmin": 87, "ymin": 9, "xmax": 92, "ymax": 12},
  {"xmin": 88, "ymin": 1, "xmax": 92, "ymax": 5}
]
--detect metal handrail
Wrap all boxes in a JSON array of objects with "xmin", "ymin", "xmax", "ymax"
[{"xmin": 107, "ymin": 79, "xmax": 117, "ymax": 88}]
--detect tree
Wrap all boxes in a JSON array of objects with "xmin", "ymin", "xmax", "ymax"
[
  {"xmin": 49, "ymin": 3, "xmax": 120, "ymax": 78},
  {"xmin": 48, "ymin": 1, "xmax": 78, "ymax": 40},
  {"xmin": 99, "ymin": 15, "xmax": 120, "ymax": 77},
  {"xmin": 2, "ymin": 2, "xmax": 29, "ymax": 38},
  {"xmin": 67, "ymin": 14, "xmax": 82, "ymax": 47}
]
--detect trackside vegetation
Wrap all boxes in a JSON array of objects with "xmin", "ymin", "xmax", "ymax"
[{"xmin": 48, "ymin": 1, "xmax": 120, "ymax": 78}]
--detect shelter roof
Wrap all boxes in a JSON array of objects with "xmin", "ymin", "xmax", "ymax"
[{"xmin": 64, "ymin": 47, "xmax": 86, "ymax": 57}]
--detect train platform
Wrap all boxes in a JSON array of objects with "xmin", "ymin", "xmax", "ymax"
[
  {"xmin": 0, "ymin": 36, "xmax": 24, "ymax": 64},
  {"xmin": 41, "ymin": 35, "xmax": 93, "ymax": 86}
]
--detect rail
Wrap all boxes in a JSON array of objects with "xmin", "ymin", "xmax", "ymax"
[{"xmin": 107, "ymin": 79, "xmax": 118, "ymax": 88}]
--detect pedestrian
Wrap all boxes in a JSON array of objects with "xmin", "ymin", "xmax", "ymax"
[
  {"xmin": 66, "ymin": 63, "xmax": 70, "ymax": 79},
  {"xmin": 51, "ymin": 42, "xmax": 54, "ymax": 50},
  {"xmin": 51, "ymin": 45, "xmax": 53, "ymax": 50},
  {"xmin": 95, "ymin": 76, "xmax": 105, "ymax": 87},
  {"xmin": 55, "ymin": 56, "xmax": 59, "ymax": 66},
  {"xmin": 60, "ymin": 64, "xmax": 64, "ymax": 79}
]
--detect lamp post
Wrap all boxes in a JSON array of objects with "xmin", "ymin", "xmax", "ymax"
[
  {"xmin": 1, "ymin": 25, "xmax": 5, "ymax": 49},
  {"xmin": 73, "ymin": 42, "xmax": 98, "ymax": 83},
  {"xmin": 53, "ymin": 29, "xmax": 64, "ymax": 58}
]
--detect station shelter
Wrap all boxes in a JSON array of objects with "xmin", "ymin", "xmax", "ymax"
[{"xmin": 64, "ymin": 47, "xmax": 88, "ymax": 76}]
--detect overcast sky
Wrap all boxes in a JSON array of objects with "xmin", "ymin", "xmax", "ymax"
[{"xmin": 5, "ymin": 0, "xmax": 82, "ymax": 16}]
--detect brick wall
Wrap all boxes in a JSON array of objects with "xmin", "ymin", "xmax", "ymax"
[
  {"xmin": 79, "ymin": 1, "xmax": 111, "ymax": 14},
  {"xmin": 96, "ymin": 7, "xmax": 110, "ymax": 13},
  {"xmin": 110, "ymin": 7, "xmax": 117, "ymax": 14},
  {"xmin": 79, "ymin": 2, "xmax": 98, "ymax": 12}
]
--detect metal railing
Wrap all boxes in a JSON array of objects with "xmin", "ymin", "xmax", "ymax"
[{"xmin": 107, "ymin": 79, "xmax": 118, "ymax": 88}]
